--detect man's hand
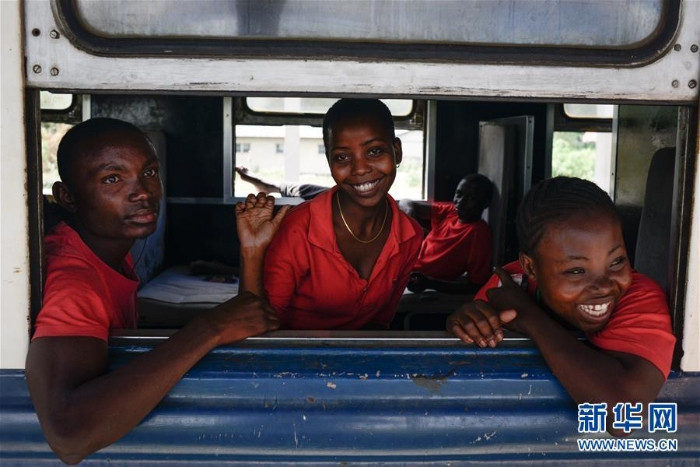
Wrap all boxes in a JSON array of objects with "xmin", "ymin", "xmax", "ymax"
[{"xmin": 202, "ymin": 291, "xmax": 281, "ymax": 347}]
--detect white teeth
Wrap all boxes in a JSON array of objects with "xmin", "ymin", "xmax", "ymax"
[
  {"xmin": 353, "ymin": 180, "xmax": 380, "ymax": 193},
  {"xmin": 578, "ymin": 302, "xmax": 610, "ymax": 317}
]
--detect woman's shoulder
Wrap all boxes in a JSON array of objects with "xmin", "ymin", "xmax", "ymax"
[
  {"xmin": 623, "ymin": 270, "xmax": 667, "ymax": 302},
  {"xmin": 392, "ymin": 199, "xmax": 424, "ymax": 240},
  {"xmin": 274, "ymin": 190, "xmax": 334, "ymax": 245}
]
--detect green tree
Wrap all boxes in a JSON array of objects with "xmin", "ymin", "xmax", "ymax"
[{"xmin": 552, "ymin": 132, "xmax": 595, "ymax": 180}]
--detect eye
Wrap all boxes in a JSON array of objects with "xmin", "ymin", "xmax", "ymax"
[
  {"xmin": 610, "ymin": 256, "xmax": 627, "ymax": 268},
  {"xmin": 367, "ymin": 147, "xmax": 383, "ymax": 157},
  {"xmin": 103, "ymin": 174, "xmax": 120, "ymax": 184},
  {"xmin": 564, "ymin": 267, "xmax": 585, "ymax": 275},
  {"xmin": 144, "ymin": 167, "xmax": 159, "ymax": 178},
  {"xmin": 333, "ymin": 153, "xmax": 350, "ymax": 163}
]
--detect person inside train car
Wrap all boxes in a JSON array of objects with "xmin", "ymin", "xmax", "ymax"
[
  {"xmin": 262, "ymin": 98, "xmax": 424, "ymax": 330},
  {"xmin": 446, "ymin": 176, "xmax": 676, "ymax": 436},
  {"xmin": 236, "ymin": 170, "xmax": 494, "ymax": 295},
  {"xmin": 25, "ymin": 118, "xmax": 287, "ymax": 465},
  {"xmin": 399, "ymin": 173, "xmax": 493, "ymax": 294}
]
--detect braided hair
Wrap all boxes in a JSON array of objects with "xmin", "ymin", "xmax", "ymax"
[
  {"xmin": 516, "ymin": 177, "xmax": 618, "ymax": 257},
  {"xmin": 322, "ymin": 99, "xmax": 395, "ymax": 157}
]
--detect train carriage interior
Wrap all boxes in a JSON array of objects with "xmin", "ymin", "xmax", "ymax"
[{"xmin": 36, "ymin": 93, "xmax": 689, "ymax": 341}]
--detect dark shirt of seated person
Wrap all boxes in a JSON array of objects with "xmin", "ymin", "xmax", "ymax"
[
  {"xmin": 398, "ymin": 173, "xmax": 493, "ymax": 295},
  {"xmin": 446, "ymin": 176, "xmax": 676, "ymax": 436},
  {"xmin": 263, "ymin": 99, "xmax": 423, "ymax": 330},
  {"xmin": 25, "ymin": 118, "xmax": 288, "ymax": 465}
]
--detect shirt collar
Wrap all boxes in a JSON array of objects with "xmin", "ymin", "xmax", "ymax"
[{"xmin": 307, "ymin": 186, "xmax": 418, "ymax": 254}]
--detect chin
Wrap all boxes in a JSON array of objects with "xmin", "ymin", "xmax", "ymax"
[
  {"xmin": 578, "ymin": 318, "xmax": 610, "ymax": 334},
  {"xmin": 129, "ymin": 226, "xmax": 158, "ymax": 239}
]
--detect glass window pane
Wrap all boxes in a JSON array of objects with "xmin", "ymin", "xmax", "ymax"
[
  {"xmin": 564, "ymin": 104, "xmax": 615, "ymax": 119},
  {"xmin": 41, "ymin": 122, "xmax": 73, "ymax": 192},
  {"xmin": 40, "ymin": 92, "xmax": 73, "ymax": 111},
  {"xmin": 247, "ymin": 98, "xmax": 413, "ymax": 117},
  {"xmin": 74, "ymin": 0, "xmax": 664, "ymax": 48},
  {"xmin": 552, "ymin": 131, "xmax": 613, "ymax": 196}
]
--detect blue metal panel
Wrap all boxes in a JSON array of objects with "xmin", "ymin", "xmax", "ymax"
[{"xmin": 1, "ymin": 340, "xmax": 698, "ymax": 465}]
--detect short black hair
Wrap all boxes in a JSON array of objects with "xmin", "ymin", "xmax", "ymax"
[
  {"xmin": 516, "ymin": 176, "xmax": 618, "ymax": 257},
  {"xmin": 462, "ymin": 173, "xmax": 493, "ymax": 210},
  {"xmin": 322, "ymin": 99, "xmax": 395, "ymax": 155},
  {"xmin": 57, "ymin": 118, "xmax": 150, "ymax": 186}
]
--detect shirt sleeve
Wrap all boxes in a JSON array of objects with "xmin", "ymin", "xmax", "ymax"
[
  {"xmin": 33, "ymin": 258, "xmax": 111, "ymax": 341},
  {"xmin": 430, "ymin": 202, "xmax": 452, "ymax": 230},
  {"xmin": 263, "ymin": 215, "xmax": 308, "ymax": 326},
  {"xmin": 474, "ymin": 262, "xmax": 523, "ymax": 301}
]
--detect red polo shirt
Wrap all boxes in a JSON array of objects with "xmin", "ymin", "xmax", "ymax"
[
  {"xmin": 264, "ymin": 187, "xmax": 423, "ymax": 330},
  {"xmin": 413, "ymin": 202, "xmax": 492, "ymax": 284},
  {"xmin": 33, "ymin": 222, "xmax": 139, "ymax": 341}
]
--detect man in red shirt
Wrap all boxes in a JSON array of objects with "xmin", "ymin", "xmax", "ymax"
[
  {"xmin": 399, "ymin": 173, "xmax": 493, "ymax": 294},
  {"xmin": 26, "ymin": 118, "xmax": 284, "ymax": 464}
]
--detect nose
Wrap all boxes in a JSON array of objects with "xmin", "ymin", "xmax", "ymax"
[
  {"xmin": 351, "ymin": 155, "xmax": 371, "ymax": 176},
  {"xmin": 591, "ymin": 274, "xmax": 614, "ymax": 292},
  {"xmin": 129, "ymin": 177, "xmax": 154, "ymax": 203}
]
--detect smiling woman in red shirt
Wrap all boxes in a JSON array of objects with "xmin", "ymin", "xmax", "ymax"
[{"xmin": 263, "ymin": 99, "xmax": 423, "ymax": 330}]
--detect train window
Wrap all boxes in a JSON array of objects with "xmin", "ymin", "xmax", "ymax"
[
  {"xmin": 233, "ymin": 125, "xmax": 424, "ymax": 200},
  {"xmin": 40, "ymin": 123, "xmax": 72, "ymax": 193},
  {"xmin": 553, "ymin": 104, "xmax": 615, "ymax": 195},
  {"xmin": 233, "ymin": 98, "xmax": 424, "ymax": 200},
  {"xmin": 39, "ymin": 93, "xmax": 84, "ymax": 194},
  {"xmin": 552, "ymin": 131, "xmax": 613, "ymax": 194},
  {"xmin": 563, "ymin": 104, "xmax": 615, "ymax": 119},
  {"xmin": 39, "ymin": 91, "xmax": 73, "ymax": 111},
  {"xmin": 71, "ymin": 0, "xmax": 664, "ymax": 47},
  {"xmin": 247, "ymin": 98, "xmax": 414, "ymax": 117}
]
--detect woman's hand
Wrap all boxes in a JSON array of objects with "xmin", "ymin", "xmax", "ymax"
[
  {"xmin": 446, "ymin": 268, "xmax": 529, "ymax": 347},
  {"xmin": 485, "ymin": 268, "xmax": 542, "ymax": 335},
  {"xmin": 235, "ymin": 192, "xmax": 290, "ymax": 251},
  {"xmin": 446, "ymin": 299, "xmax": 516, "ymax": 347}
]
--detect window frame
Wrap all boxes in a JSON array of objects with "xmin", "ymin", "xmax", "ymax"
[{"xmin": 54, "ymin": 0, "xmax": 681, "ymax": 68}]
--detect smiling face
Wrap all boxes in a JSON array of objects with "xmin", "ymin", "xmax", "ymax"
[
  {"xmin": 326, "ymin": 114, "xmax": 402, "ymax": 208},
  {"xmin": 521, "ymin": 210, "xmax": 633, "ymax": 333},
  {"xmin": 62, "ymin": 132, "xmax": 162, "ymax": 244}
]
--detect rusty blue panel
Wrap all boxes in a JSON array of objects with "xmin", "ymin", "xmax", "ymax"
[{"xmin": 1, "ymin": 341, "xmax": 698, "ymax": 465}]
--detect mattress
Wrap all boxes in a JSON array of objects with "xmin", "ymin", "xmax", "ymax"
[{"xmin": 137, "ymin": 266, "xmax": 239, "ymax": 328}]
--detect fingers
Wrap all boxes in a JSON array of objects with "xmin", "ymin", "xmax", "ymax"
[
  {"xmin": 243, "ymin": 192, "xmax": 269, "ymax": 209},
  {"xmin": 446, "ymin": 301, "xmax": 508, "ymax": 348},
  {"xmin": 238, "ymin": 193, "xmax": 277, "ymax": 213},
  {"xmin": 499, "ymin": 309, "xmax": 517, "ymax": 324},
  {"xmin": 271, "ymin": 204, "xmax": 291, "ymax": 228},
  {"xmin": 214, "ymin": 292, "xmax": 282, "ymax": 341},
  {"xmin": 493, "ymin": 267, "xmax": 514, "ymax": 286}
]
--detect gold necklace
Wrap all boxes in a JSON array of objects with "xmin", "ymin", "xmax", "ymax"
[{"xmin": 336, "ymin": 192, "xmax": 389, "ymax": 244}]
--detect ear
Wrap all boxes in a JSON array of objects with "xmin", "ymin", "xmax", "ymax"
[
  {"xmin": 519, "ymin": 252, "xmax": 536, "ymax": 279},
  {"xmin": 52, "ymin": 181, "xmax": 77, "ymax": 213},
  {"xmin": 392, "ymin": 137, "xmax": 403, "ymax": 165}
]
